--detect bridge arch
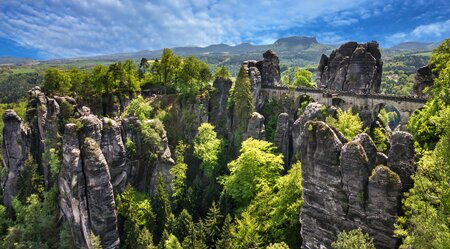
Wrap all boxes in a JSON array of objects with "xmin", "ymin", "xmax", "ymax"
[
  {"xmin": 372, "ymin": 103, "xmax": 401, "ymax": 130},
  {"xmin": 331, "ymin": 97, "xmax": 347, "ymax": 110}
]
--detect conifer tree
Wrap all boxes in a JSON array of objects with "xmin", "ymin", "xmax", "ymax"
[
  {"xmin": 153, "ymin": 175, "xmax": 172, "ymax": 244},
  {"xmin": 204, "ymin": 202, "xmax": 223, "ymax": 247},
  {"xmin": 216, "ymin": 214, "xmax": 233, "ymax": 249},
  {"xmin": 232, "ymin": 65, "xmax": 253, "ymax": 142}
]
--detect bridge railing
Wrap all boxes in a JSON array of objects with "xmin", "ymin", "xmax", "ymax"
[{"xmin": 260, "ymin": 86, "xmax": 428, "ymax": 103}]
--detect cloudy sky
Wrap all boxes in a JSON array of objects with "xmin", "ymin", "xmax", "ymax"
[{"xmin": 1, "ymin": 0, "xmax": 449, "ymax": 59}]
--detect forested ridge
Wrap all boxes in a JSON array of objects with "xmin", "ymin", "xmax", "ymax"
[{"xmin": 0, "ymin": 39, "xmax": 449, "ymax": 249}]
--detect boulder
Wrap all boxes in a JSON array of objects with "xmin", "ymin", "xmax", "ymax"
[
  {"xmin": 413, "ymin": 65, "xmax": 437, "ymax": 98},
  {"xmin": 387, "ymin": 131, "xmax": 415, "ymax": 192},
  {"xmin": 244, "ymin": 112, "xmax": 265, "ymax": 140}
]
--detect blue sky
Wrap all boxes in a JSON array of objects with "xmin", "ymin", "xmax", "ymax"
[{"xmin": 1, "ymin": 0, "xmax": 449, "ymax": 59}]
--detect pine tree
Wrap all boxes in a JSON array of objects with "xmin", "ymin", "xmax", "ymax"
[
  {"xmin": 153, "ymin": 175, "xmax": 172, "ymax": 244},
  {"xmin": 232, "ymin": 65, "xmax": 253, "ymax": 142},
  {"xmin": 216, "ymin": 214, "xmax": 233, "ymax": 249},
  {"xmin": 173, "ymin": 209, "xmax": 193, "ymax": 242},
  {"xmin": 204, "ymin": 202, "xmax": 223, "ymax": 247}
]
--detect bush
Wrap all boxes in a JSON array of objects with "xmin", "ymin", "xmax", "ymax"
[
  {"xmin": 326, "ymin": 108, "xmax": 363, "ymax": 140},
  {"xmin": 331, "ymin": 228, "xmax": 375, "ymax": 249}
]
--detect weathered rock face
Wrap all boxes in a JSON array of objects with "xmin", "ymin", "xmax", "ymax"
[
  {"xmin": 292, "ymin": 103, "xmax": 330, "ymax": 159},
  {"xmin": 123, "ymin": 117, "xmax": 175, "ymax": 196},
  {"xmin": 58, "ymin": 123, "xmax": 91, "ymax": 249},
  {"xmin": 82, "ymin": 138, "xmax": 120, "ymax": 249},
  {"xmin": 243, "ymin": 60, "xmax": 263, "ymax": 110},
  {"xmin": 243, "ymin": 112, "xmax": 265, "ymax": 140},
  {"xmin": 413, "ymin": 65, "xmax": 437, "ymax": 98},
  {"xmin": 274, "ymin": 113, "xmax": 291, "ymax": 168},
  {"xmin": 387, "ymin": 131, "xmax": 415, "ymax": 192},
  {"xmin": 318, "ymin": 41, "xmax": 382, "ymax": 94},
  {"xmin": 101, "ymin": 118, "xmax": 127, "ymax": 193},
  {"xmin": 299, "ymin": 121, "xmax": 407, "ymax": 249},
  {"xmin": 1, "ymin": 110, "xmax": 30, "ymax": 208},
  {"xmin": 26, "ymin": 86, "xmax": 61, "ymax": 188},
  {"xmin": 209, "ymin": 78, "xmax": 233, "ymax": 138},
  {"xmin": 257, "ymin": 50, "xmax": 281, "ymax": 87}
]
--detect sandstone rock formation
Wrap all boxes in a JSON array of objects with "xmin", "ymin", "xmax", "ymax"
[
  {"xmin": 387, "ymin": 131, "xmax": 415, "ymax": 192},
  {"xmin": 243, "ymin": 112, "xmax": 265, "ymax": 140},
  {"xmin": 318, "ymin": 41, "xmax": 382, "ymax": 94},
  {"xmin": 274, "ymin": 113, "xmax": 290, "ymax": 168},
  {"xmin": 1, "ymin": 110, "xmax": 30, "ymax": 207},
  {"xmin": 58, "ymin": 123, "xmax": 90, "ymax": 248},
  {"xmin": 299, "ymin": 121, "xmax": 409, "ymax": 249},
  {"xmin": 209, "ymin": 77, "xmax": 233, "ymax": 138},
  {"xmin": 82, "ymin": 138, "xmax": 120, "ymax": 249},
  {"xmin": 413, "ymin": 65, "xmax": 437, "ymax": 98},
  {"xmin": 101, "ymin": 117, "xmax": 127, "ymax": 193},
  {"xmin": 243, "ymin": 60, "xmax": 262, "ymax": 109},
  {"xmin": 257, "ymin": 50, "xmax": 281, "ymax": 87}
]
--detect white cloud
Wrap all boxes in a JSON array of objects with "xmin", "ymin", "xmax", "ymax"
[
  {"xmin": 0, "ymin": 0, "xmax": 372, "ymax": 58},
  {"xmin": 386, "ymin": 19, "xmax": 450, "ymax": 45}
]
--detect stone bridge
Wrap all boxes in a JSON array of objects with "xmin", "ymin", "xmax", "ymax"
[{"xmin": 259, "ymin": 86, "xmax": 427, "ymax": 129}]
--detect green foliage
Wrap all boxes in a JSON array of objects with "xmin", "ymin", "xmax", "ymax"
[
  {"xmin": 48, "ymin": 148, "xmax": 61, "ymax": 181},
  {"xmin": 261, "ymin": 98, "xmax": 282, "ymax": 142},
  {"xmin": 194, "ymin": 123, "xmax": 222, "ymax": 178},
  {"xmin": 0, "ymin": 72, "xmax": 42, "ymax": 103},
  {"xmin": 231, "ymin": 162, "xmax": 303, "ymax": 248},
  {"xmin": 153, "ymin": 175, "xmax": 172, "ymax": 244},
  {"xmin": 17, "ymin": 156, "xmax": 44, "ymax": 203},
  {"xmin": 160, "ymin": 48, "xmax": 182, "ymax": 93},
  {"xmin": 176, "ymin": 56, "xmax": 212, "ymax": 96},
  {"xmin": 266, "ymin": 242, "xmax": 290, "ymax": 249},
  {"xmin": 181, "ymin": 219, "xmax": 207, "ymax": 249},
  {"xmin": 214, "ymin": 66, "xmax": 231, "ymax": 80},
  {"xmin": 381, "ymin": 70, "xmax": 414, "ymax": 96},
  {"xmin": 89, "ymin": 233, "xmax": 103, "ymax": 249},
  {"xmin": 141, "ymin": 119, "xmax": 165, "ymax": 155},
  {"xmin": 204, "ymin": 202, "xmax": 223, "ymax": 246},
  {"xmin": 116, "ymin": 186, "xmax": 156, "ymax": 249},
  {"xmin": 233, "ymin": 65, "xmax": 254, "ymax": 134},
  {"xmin": 125, "ymin": 138, "xmax": 137, "ymax": 156},
  {"xmin": 326, "ymin": 108, "xmax": 363, "ymax": 140},
  {"xmin": 43, "ymin": 67, "xmax": 72, "ymax": 95},
  {"xmin": 371, "ymin": 128, "xmax": 388, "ymax": 152},
  {"xmin": 222, "ymin": 138, "xmax": 284, "ymax": 212},
  {"xmin": 164, "ymin": 234, "xmax": 182, "ymax": 249},
  {"xmin": 170, "ymin": 141, "xmax": 188, "ymax": 210},
  {"xmin": 58, "ymin": 99, "xmax": 75, "ymax": 128},
  {"xmin": 124, "ymin": 95, "xmax": 153, "ymax": 121},
  {"xmin": 293, "ymin": 68, "xmax": 315, "ymax": 88},
  {"xmin": 408, "ymin": 40, "xmax": 450, "ymax": 150},
  {"xmin": 0, "ymin": 205, "xmax": 12, "ymax": 238},
  {"xmin": 3, "ymin": 188, "xmax": 59, "ymax": 248},
  {"xmin": 331, "ymin": 228, "xmax": 375, "ymax": 249},
  {"xmin": 173, "ymin": 209, "xmax": 193, "ymax": 242}
]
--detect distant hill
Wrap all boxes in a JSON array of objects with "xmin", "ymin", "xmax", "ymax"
[
  {"xmin": 0, "ymin": 56, "xmax": 37, "ymax": 65},
  {"xmin": 384, "ymin": 41, "xmax": 438, "ymax": 54}
]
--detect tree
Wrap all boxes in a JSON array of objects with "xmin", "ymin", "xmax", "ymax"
[
  {"xmin": 176, "ymin": 56, "xmax": 212, "ymax": 96},
  {"xmin": 153, "ymin": 175, "xmax": 172, "ymax": 244},
  {"xmin": 214, "ymin": 66, "xmax": 231, "ymax": 80},
  {"xmin": 331, "ymin": 228, "xmax": 375, "ymax": 249},
  {"xmin": 230, "ymin": 162, "xmax": 303, "ymax": 248},
  {"xmin": 116, "ymin": 186, "xmax": 156, "ymax": 249},
  {"xmin": 164, "ymin": 234, "xmax": 182, "ymax": 249},
  {"xmin": 173, "ymin": 209, "xmax": 193, "ymax": 242},
  {"xmin": 326, "ymin": 108, "xmax": 363, "ymax": 140},
  {"xmin": 216, "ymin": 214, "xmax": 233, "ymax": 249},
  {"xmin": 222, "ymin": 138, "xmax": 284, "ymax": 211},
  {"xmin": 293, "ymin": 68, "xmax": 315, "ymax": 88},
  {"xmin": 43, "ymin": 67, "xmax": 72, "ymax": 95},
  {"xmin": 232, "ymin": 65, "xmax": 254, "ymax": 148},
  {"xmin": 194, "ymin": 123, "xmax": 222, "ymax": 178},
  {"xmin": 204, "ymin": 202, "xmax": 223, "ymax": 247},
  {"xmin": 160, "ymin": 48, "xmax": 181, "ymax": 93},
  {"xmin": 123, "ymin": 95, "xmax": 152, "ymax": 121},
  {"xmin": 170, "ymin": 141, "xmax": 188, "ymax": 211}
]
